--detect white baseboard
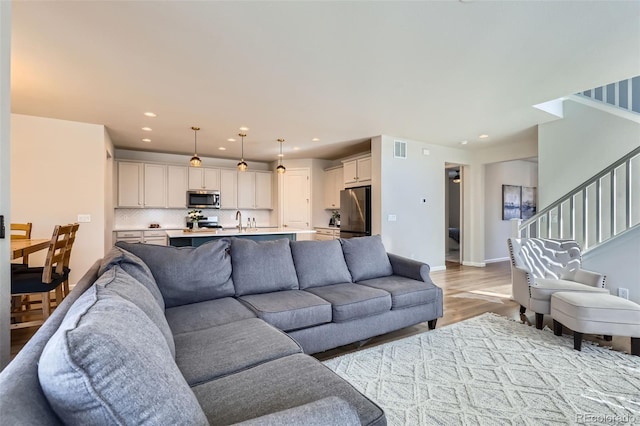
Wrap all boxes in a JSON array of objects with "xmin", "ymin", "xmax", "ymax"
[
  {"xmin": 462, "ymin": 261, "xmax": 486, "ymax": 268},
  {"xmin": 430, "ymin": 265, "xmax": 446, "ymax": 272},
  {"xmin": 485, "ymin": 257, "xmax": 509, "ymax": 264}
]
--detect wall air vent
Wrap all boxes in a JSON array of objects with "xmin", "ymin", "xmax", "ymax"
[{"xmin": 394, "ymin": 140, "xmax": 407, "ymax": 159}]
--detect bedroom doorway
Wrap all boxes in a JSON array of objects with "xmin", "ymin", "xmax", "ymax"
[{"xmin": 445, "ymin": 165, "xmax": 462, "ymax": 264}]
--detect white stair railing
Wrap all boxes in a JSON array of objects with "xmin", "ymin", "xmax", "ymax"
[{"xmin": 517, "ymin": 146, "xmax": 640, "ymax": 253}]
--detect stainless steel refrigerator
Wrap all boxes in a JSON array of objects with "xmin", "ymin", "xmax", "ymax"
[{"xmin": 340, "ymin": 186, "xmax": 371, "ymax": 239}]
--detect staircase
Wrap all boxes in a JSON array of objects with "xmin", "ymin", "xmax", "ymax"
[
  {"xmin": 517, "ymin": 145, "xmax": 640, "ymax": 254},
  {"xmin": 575, "ymin": 76, "xmax": 640, "ymax": 115}
]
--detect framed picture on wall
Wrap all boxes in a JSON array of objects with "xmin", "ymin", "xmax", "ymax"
[
  {"xmin": 502, "ymin": 185, "xmax": 521, "ymax": 220},
  {"xmin": 521, "ymin": 187, "xmax": 537, "ymax": 220}
]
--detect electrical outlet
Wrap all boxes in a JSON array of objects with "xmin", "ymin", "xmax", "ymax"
[
  {"xmin": 77, "ymin": 214, "xmax": 91, "ymax": 223},
  {"xmin": 618, "ymin": 288, "xmax": 629, "ymax": 300}
]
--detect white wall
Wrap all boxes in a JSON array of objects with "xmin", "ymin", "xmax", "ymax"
[
  {"xmin": 11, "ymin": 114, "xmax": 109, "ymax": 286},
  {"xmin": 484, "ymin": 160, "xmax": 538, "ymax": 262},
  {"xmin": 538, "ymin": 99, "xmax": 640, "ymax": 207},
  {"xmin": 0, "ymin": 0, "xmax": 12, "ymax": 370}
]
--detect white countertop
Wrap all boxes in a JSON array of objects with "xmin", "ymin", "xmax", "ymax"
[{"xmin": 166, "ymin": 228, "xmax": 316, "ymax": 238}]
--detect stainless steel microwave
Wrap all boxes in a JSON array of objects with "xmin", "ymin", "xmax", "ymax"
[{"xmin": 187, "ymin": 190, "xmax": 220, "ymax": 209}]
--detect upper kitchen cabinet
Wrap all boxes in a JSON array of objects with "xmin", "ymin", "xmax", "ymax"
[
  {"xmin": 342, "ymin": 155, "xmax": 371, "ymax": 187},
  {"xmin": 188, "ymin": 167, "xmax": 220, "ymax": 190},
  {"xmin": 238, "ymin": 171, "xmax": 273, "ymax": 209},
  {"xmin": 220, "ymin": 169, "xmax": 238, "ymax": 209},
  {"xmin": 144, "ymin": 164, "xmax": 167, "ymax": 207},
  {"xmin": 117, "ymin": 162, "xmax": 143, "ymax": 208},
  {"xmin": 324, "ymin": 167, "xmax": 343, "ymax": 209},
  {"xmin": 167, "ymin": 165, "xmax": 188, "ymax": 208}
]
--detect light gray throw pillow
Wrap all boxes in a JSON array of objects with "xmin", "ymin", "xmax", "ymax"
[
  {"xmin": 38, "ymin": 267, "xmax": 208, "ymax": 426},
  {"xmin": 100, "ymin": 246, "xmax": 164, "ymax": 309},
  {"xmin": 116, "ymin": 239, "xmax": 234, "ymax": 308},
  {"xmin": 340, "ymin": 235, "xmax": 393, "ymax": 281},
  {"xmin": 231, "ymin": 238, "xmax": 299, "ymax": 296},
  {"xmin": 290, "ymin": 240, "xmax": 353, "ymax": 289}
]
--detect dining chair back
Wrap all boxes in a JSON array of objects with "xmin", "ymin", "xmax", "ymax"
[
  {"xmin": 60, "ymin": 223, "xmax": 80, "ymax": 298},
  {"xmin": 10, "ymin": 224, "xmax": 74, "ymax": 329},
  {"xmin": 10, "ymin": 222, "xmax": 32, "ymax": 240}
]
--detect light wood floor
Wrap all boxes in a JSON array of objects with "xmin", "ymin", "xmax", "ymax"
[{"xmin": 11, "ymin": 261, "xmax": 632, "ymax": 359}]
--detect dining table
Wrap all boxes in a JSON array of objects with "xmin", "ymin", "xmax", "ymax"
[{"xmin": 11, "ymin": 238, "xmax": 50, "ymax": 261}]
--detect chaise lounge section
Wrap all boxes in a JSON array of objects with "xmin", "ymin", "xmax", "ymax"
[{"xmin": 0, "ymin": 235, "xmax": 443, "ymax": 425}]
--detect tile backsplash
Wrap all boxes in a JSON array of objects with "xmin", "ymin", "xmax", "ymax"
[{"xmin": 114, "ymin": 208, "xmax": 275, "ymax": 229}]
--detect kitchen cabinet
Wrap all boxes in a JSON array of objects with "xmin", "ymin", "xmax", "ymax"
[
  {"xmin": 342, "ymin": 155, "xmax": 371, "ymax": 187},
  {"xmin": 143, "ymin": 164, "xmax": 167, "ymax": 208},
  {"xmin": 314, "ymin": 227, "xmax": 339, "ymax": 241},
  {"xmin": 238, "ymin": 171, "xmax": 273, "ymax": 209},
  {"xmin": 324, "ymin": 167, "xmax": 343, "ymax": 209},
  {"xmin": 114, "ymin": 230, "xmax": 167, "ymax": 246},
  {"xmin": 220, "ymin": 169, "xmax": 238, "ymax": 209},
  {"xmin": 117, "ymin": 162, "xmax": 143, "ymax": 207},
  {"xmin": 167, "ymin": 165, "xmax": 188, "ymax": 208},
  {"xmin": 188, "ymin": 167, "xmax": 220, "ymax": 190}
]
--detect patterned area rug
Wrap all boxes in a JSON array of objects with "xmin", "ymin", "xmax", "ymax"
[{"xmin": 323, "ymin": 313, "xmax": 640, "ymax": 425}]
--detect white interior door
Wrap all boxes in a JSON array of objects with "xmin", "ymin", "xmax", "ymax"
[{"xmin": 282, "ymin": 168, "xmax": 310, "ymax": 229}]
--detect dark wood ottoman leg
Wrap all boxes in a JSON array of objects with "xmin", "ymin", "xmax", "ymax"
[
  {"xmin": 574, "ymin": 332, "xmax": 583, "ymax": 351},
  {"xmin": 603, "ymin": 335, "xmax": 613, "ymax": 342},
  {"xmin": 535, "ymin": 313, "xmax": 544, "ymax": 330},
  {"xmin": 553, "ymin": 320, "xmax": 562, "ymax": 336},
  {"xmin": 632, "ymin": 338, "xmax": 640, "ymax": 356},
  {"xmin": 428, "ymin": 319, "xmax": 437, "ymax": 330},
  {"xmin": 520, "ymin": 305, "xmax": 526, "ymax": 314}
]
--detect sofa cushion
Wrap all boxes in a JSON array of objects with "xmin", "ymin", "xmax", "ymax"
[
  {"xmin": 340, "ymin": 235, "xmax": 393, "ymax": 281},
  {"xmin": 231, "ymin": 238, "xmax": 299, "ymax": 296},
  {"xmin": 357, "ymin": 275, "xmax": 440, "ymax": 309},
  {"xmin": 290, "ymin": 240, "xmax": 353, "ymax": 289},
  {"xmin": 165, "ymin": 297, "xmax": 256, "ymax": 335},
  {"xmin": 96, "ymin": 266, "xmax": 175, "ymax": 358},
  {"xmin": 38, "ymin": 270, "xmax": 208, "ymax": 426},
  {"xmin": 175, "ymin": 318, "xmax": 302, "ymax": 386},
  {"xmin": 99, "ymin": 245, "xmax": 164, "ymax": 309},
  {"xmin": 191, "ymin": 353, "xmax": 385, "ymax": 426},
  {"xmin": 239, "ymin": 290, "xmax": 332, "ymax": 331},
  {"xmin": 236, "ymin": 396, "xmax": 361, "ymax": 426},
  {"xmin": 305, "ymin": 283, "xmax": 391, "ymax": 322},
  {"xmin": 116, "ymin": 239, "xmax": 234, "ymax": 308}
]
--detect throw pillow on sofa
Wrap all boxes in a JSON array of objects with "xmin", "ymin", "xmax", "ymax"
[
  {"xmin": 290, "ymin": 240, "xmax": 352, "ymax": 289},
  {"xmin": 340, "ymin": 235, "xmax": 393, "ymax": 281},
  {"xmin": 99, "ymin": 245, "xmax": 164, "ymax": 309},
  {"xmin": 38, "ymin": 266, "xmax": 208, "ymax": 426},
  {"xmin": 231, "ymin": 238, "xmax": 299, "ymax": 296},
  {"xmin": 116, "ymin": 239, "xmax": 234, "ymax": 308}
]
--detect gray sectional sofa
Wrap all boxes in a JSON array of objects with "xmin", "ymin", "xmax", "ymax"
[{"xmin": 0, "ymin": 235, "xmax": 443, "ymax": 425}]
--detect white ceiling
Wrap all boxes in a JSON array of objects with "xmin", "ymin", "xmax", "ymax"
[{"xmin": 10, "ymin": 1, "xmax": 640, "ymax": 163}]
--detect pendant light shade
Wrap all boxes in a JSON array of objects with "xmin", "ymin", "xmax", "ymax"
[
  {"xmin": 237, "ymin": 132, "xmax": 248, "ymax": 171},
  {"xmin": 276, "ymin": 138, "xmax": 286, "ymax": 174},
  {"xmin": 452, "ymin": 172, "xmax": 461, "ymax": 184},
  {"xmin": 190, "ymin": 126, "xmax": 202, "ymax": 167}
]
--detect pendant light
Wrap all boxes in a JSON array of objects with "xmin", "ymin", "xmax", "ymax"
[
  {"xmin": 237, "ymin": 132, "xmax": 248, "ymax": 171},
  {"xmin": 452, "ymin": 171, "xmax": 461, "ymax": 184},
  {"xmin": 276, "ymin": 138, "xmax": 286, "ymax": 174},
  {"xmin": 189, "ymin": 126, "xmax": 202, "ymax": 167}
]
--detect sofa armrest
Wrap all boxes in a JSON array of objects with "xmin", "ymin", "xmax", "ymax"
[
  {"xmin": 231, "ymin": 396, "xmax": 360, "ymax": 426},
  {"xmin": 573, "ymin": 269, "xmax": 606, "ymax": 288},
  {"xmin": 511, "ymin": 266, "xmax": 533, "ymax": 307},
  {"xmin": 387, "ymin": 253, "xmax": 434, "ymax": 284}
]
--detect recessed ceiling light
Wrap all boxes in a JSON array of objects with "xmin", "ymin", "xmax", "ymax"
[
  {"xmin": 143, "ymin": 112, "xmax": 157, "ymax": 117},
  {"xmin": 142, "ymin": 138, "xmax": 151, "ymax": 143},
  {"xmin": 141, "ymin": 127, "xmax": 152, "ymax": 131},
  {"xmin": 239, "ymin": 126, "xmax": 249, "ymax": 131},
  {"xmin": 227, "ymin": 138, "xmax": 236, "ymax": 142},
  {"xmin": 461, "ymin": 140, "xmax": 468, "ymax": 145},
  {"xmin": 293, "ymin": 146, "xmax": 300, "ymax": 151},
  {"xmin": 218, "ymin": 147, "xmax": 226, "ymax": 151},
  {"xmin": 311, "ymin": 138, "xmax": 319, "ymax": 142},
  {"xmin": 479, "ymin": 134, "xmax": 489, "ymax": 139}
]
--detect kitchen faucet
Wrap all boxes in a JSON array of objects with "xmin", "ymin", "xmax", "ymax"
[{"xmin": 235, "ymin": 210, "xmax": 242, "ymax": 232}]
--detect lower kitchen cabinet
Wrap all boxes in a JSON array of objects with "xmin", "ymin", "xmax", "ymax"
[{"xmin": 314, "ymin": 227, "xmax": 339, "ymax": 241}]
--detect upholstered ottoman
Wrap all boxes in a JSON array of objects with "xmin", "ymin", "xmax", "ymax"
[{"xmin": 550, "ymin": 292, "xmax": 640, "ymax": 356}]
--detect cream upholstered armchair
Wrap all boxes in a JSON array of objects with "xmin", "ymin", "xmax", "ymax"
[{"xmin": 507, "ymin": 238, "xmax": 608, "ymax": 329}]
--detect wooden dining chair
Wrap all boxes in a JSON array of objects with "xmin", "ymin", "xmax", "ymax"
[
  {"xmin": 10, "ymin": 224, "xmax": 73, "ymax": 330},
  {"xmin": 11, "ymin": 222, "xmax": 33, "ymax": 265},
  {"xmin": 60, "ymin": 223, "xmax": 80, "ymax": 299}
]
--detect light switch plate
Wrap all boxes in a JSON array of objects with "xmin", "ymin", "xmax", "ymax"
[
  {"xmin": 77, "ymin": 214, "xmax": 91, "ymax": 223},
  {"xmin": 388, "ymin": 214, "xmax": 397, "ymax": 222}
]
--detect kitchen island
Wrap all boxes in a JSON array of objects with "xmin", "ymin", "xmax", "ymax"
[{"xmin": 166, "ymin": 228, "xmax": 316, "ymax": 247}]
